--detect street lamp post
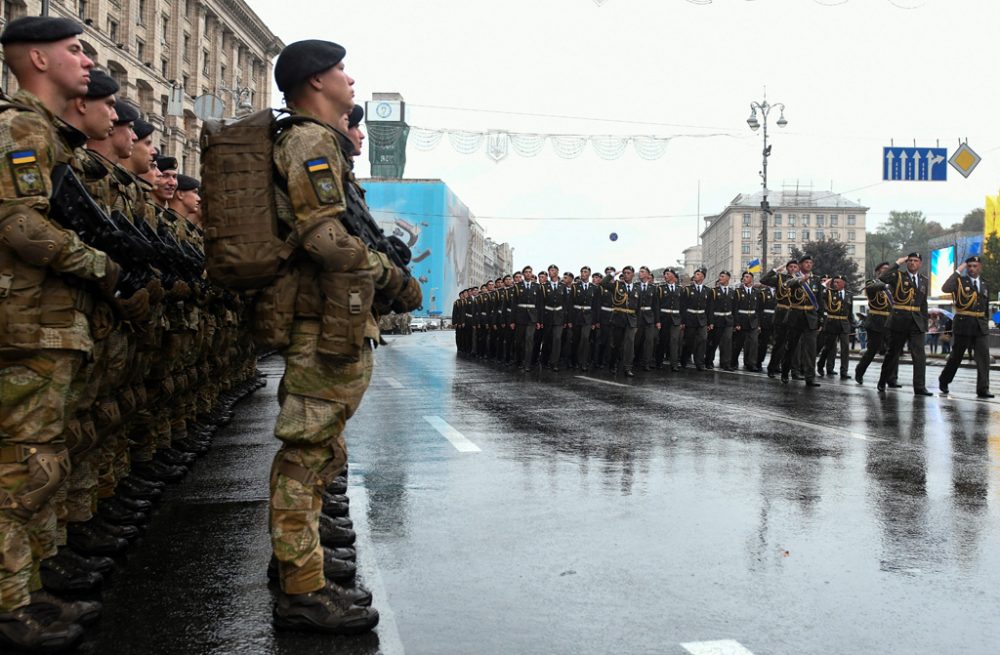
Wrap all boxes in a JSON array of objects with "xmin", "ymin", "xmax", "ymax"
[{"xmin": 746, "ymin": 93, "xmax": 787, "ymax": 272}]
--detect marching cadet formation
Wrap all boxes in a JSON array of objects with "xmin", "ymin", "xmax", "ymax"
[
  {"xmin": 0, "ymin": 18, "xmax": 424, "ymax": 651},
  {"xmin": 452, "ymin": 253, "xmax": 993, "ymax": 399}
]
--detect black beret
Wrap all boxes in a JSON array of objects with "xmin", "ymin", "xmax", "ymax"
[
  {"xmin": 834, "ymin": 274, "xmax": 847, "ymax": 281},
  {"xmin": 786, "ymin": 259, "xmax": 799, "ymax": 267},
  {"xmin": 176, "ymin": 174, "xmax": 200, "ymax": 191},
  {"xmin": 132, "ymin": 118, "xmax": 154, "ymax": 139},
  {"xmin": 348, "ymin": 104, "xmax": 364, "ymax": 128},
  {"xmin": 0, "ymin": 16, "xmax": 83, "ymax": 45},
  {"xmin": 907, "ymin": 251, "xmax": 922, "ymax": 260},
  {"xmin": 696, "ymin": 267, "xmax": 707, "ymax": 275},
  {"xmin": 113, "ymin": 100, "xmax": 138, "ymax": 124},
  {"xmin": 155, "ymin": 156, "xmax": 177, "ymax": 171},
  {"xmin": 741, "ymin": 270, "xmax": 754, "ymax": 278},
  {"xmin": 622, "ymin": 265, "xmax": 635, "ymax": 273},
  {"xmin": 274, "ymin": 39, "xmax": 346, "ymax": 94},
  {"xmin": 663, "ymin": 268, "xmax": 677, "ymax": 277},
  {"xmin": 86, "ymin": 70, "xmax": 119, "ymax": 99},
  {"xmin": 798, "ymin": 254, "xmax": 813, "ymax": 263},
  {"xmin": 966, "ymin": 255, "xmax": 981, "ymax": 264},
  {"xmin": 719, "ymin": 270, "xmax": 731, "ymax": 277},
  {"xmin": 875, "ymin": 261, "xmax": 891, "ymax": 270}
]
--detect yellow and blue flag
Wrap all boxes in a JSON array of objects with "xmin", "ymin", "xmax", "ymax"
[{"xmin": 747, "ymin": 258, "xmax": 762, "ymax": 274}]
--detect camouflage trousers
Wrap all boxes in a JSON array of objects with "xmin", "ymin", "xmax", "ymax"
[
  {"xmin": 270, "ymin": 322, "xmax": 373, "ymax": 595},
  {"xmin": 0, "ymin": 350, "xmax": 82, "ymax": 611}
]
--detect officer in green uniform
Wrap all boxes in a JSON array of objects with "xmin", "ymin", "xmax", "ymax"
[
  {"xmin": 780, "ymin": 255, "xmax": 824, "ymax": 387},
  {"xmin": 939, "ymin": 256, "xmax": 992, "ymax": 397},
  {"xmin": 817, "ymin": 275, "xmax": 854, "ymax": 379},
  {"xmin": 877, "ymin": 253, "xmax": 932, "ymax": 395},
  {"xmin": 854, "ymin": 262, "xmax": 896, "ymax": 386}
]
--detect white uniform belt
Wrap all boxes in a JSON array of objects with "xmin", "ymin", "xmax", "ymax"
[
  {"xmin": 686, "ymin": 309, "xmax": 706, "ymax": 313},
  {"xmin": 544, "ymin": 306, "xmax": 563, "ymax": 311},
  {"xmin": 640, "ymin": 306, "xmax": 653, "ymax": 311},
  {"xmin": 763, "ymin": 309, "xmax": 775, "ymax": 314},
  {"xmin": 573, "ymin": 305, "xmax": 590, "ymax": 310},
  {"xmin": 739, "ymin": 309, "xmax": 756, "ymax": 314},
  {"xmin": 601, "ymin": 306, "xmax": 613, "ymax": 312},
  {"xmin": 516, "ymin": 304, "xmax": 535, "ymax": 309},
  {"xmin": 465, "ymin": 313, "xmax": 473, "ymax": 317},
  {"xmin": 660, "ymin": 309, "xmax": 680, "ymax": 314}
]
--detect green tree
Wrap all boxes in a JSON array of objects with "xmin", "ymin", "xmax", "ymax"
[
  {"xmin": 980, "ymin": 234, "xmax": 1000, "ymax": 304},
  {"xmin": 865, "ymin": 231, "xmax": 896, "ymax": 274},
  {"xmin": 791, "ymin": 239, "xmax": 862, "ymax": 291},
  {"xmin": 960, "ymin": 207, "xmax": 985, "ymax": 232}
]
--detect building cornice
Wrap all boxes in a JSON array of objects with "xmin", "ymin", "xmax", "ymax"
[{"xmin": 208, "ymin": 0, "xmax": 285, "ymax": 56}]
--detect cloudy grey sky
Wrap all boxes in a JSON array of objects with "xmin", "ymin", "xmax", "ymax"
[{"xmin": 246, "ymin": 0, "xmax": 1000, "ymax": 273}]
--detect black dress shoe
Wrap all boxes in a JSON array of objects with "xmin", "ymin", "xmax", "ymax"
[
  {"xmin": 671, "ymin": 366, "xmax": 681, "ymax": 372},
  {"xmin": 704, "ymin": 363, "xmax": 714, "ymax": 370},
  {"xmin": 805, "ymin": 380, "xmax": 821, "ymax": 387},
  {"xmin": 624, "ymin": 369, "xmax": 635, "ymax": 377},
  {"xmin": 914, "ymin": 389, "xmax": 933, "ymax": 396},
  {"xmin": 854, "ymin": 370, "xmax": 864, "ymax": 384},
  {"xmin": 840, "ymin": 373, "xmax": 851, "ymax": 380},
  {"xmin": 938, "ymin": 383, "xmax": 949, "ymax": 394},
  {"xmin": 642, "ymin": 365, "xmax": 652, "ymax": 372},
  {"xmin": 888, "ymin": 382, "xmax": 903, "ymax": 388},
  {"xmin": 816, "ymin": 368, "xmax": 825, "ymax": 377},
  {"xmin": 767, "ymin": 371, "xmax": 776, "ymax": 379},
  {"xmin": 978, "ymin": 392, "xmax": 995, "ymax": 398},
  {"xmin": 877, "ymin": 383, "xmax": 886, "ymax": 392},
  {"xmin": 780, "ymin": 375, "xmax": 789, "ymax": 384}
]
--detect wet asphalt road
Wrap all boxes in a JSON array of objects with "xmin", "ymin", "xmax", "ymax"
[{"xmin": 83, "ymin": 331, "xmax": 999, "ymax": 655}]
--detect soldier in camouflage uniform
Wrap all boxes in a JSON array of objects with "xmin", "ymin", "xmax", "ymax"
[
  {"xmin": 265, "ymin": 39, "xmax": 420, "ymax": 634},
  {"xmin": 0, "ymin": 16, "xmax": 123, "ymax": 652}
]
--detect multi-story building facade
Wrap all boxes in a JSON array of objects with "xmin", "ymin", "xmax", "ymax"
[
  {"xmin": 484, "ymin": 238, "xmax": 513, "ymax": 281},
  {"xmin": 701, "ymin": 189, "xmax": 868, "ymax": 277},
  {"xmin": 467, "ymin": 218, "xmax": 485, "ymax": 286},
  {"xmin": 0, "ymin": 0, "xmax": 282, "ymax": 175}
]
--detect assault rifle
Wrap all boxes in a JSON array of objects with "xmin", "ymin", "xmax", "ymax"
[
  {"xmin": 342, "ymin": 168, "xmax": 412, "ymax": 271},
  {"xmin": 49, "ymin": 164, "xmax": 153, "ymax": 297}
]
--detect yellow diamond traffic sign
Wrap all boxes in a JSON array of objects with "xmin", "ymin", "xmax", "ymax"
[{"xmin": 949, "ymin": 142, "xmax": 982, "ymax": 178}]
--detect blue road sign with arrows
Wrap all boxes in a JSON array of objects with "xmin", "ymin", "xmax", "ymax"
[{"xmin": 883, "ymin": 147, "xmax": 948, "ymax": 181}]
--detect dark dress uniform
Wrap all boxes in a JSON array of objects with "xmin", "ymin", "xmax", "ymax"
[
  {"xmin": 706, "ymin": 286, "xmax": 734, "ymax": 370},
  {"xmin": 877, "ymin": 265, "xmax": 930, "ymax": 393},
  {"xmin": 452, "ymin": 298, "xmax": 463, "ymax": 351},
  {"xmin": 635, "ymin": 281, "xmax": 660, "ymax": 369},
  {"xmin": 597, "ymin": 283, "xmax": 615, "ymax": 367},
  {"xmin": 500, "ymin": 286, "xmax": 515, "ymax": 365},
  {"xmin": 512, "ymin": 281, "xmax": 542, "ymax": 371},
  {"xmin": 732, "ymin": 285, "xmax": 762, "ymax": 370},
  {"xmin": 817, "ymin": 287, "xmax": 855, "ymax": 377},
  {"xmin": 572, "ymin": 280, "xmax": 600, "ymax": 371},
  {"xmin": 854, "ymin": 278, "xmax": 896, "ymax": 384},
  {"xmin": 756, "ymin": 286, "xmax": 776, "ymax": 370},
  {"xmin": 939, "ymin": 272, "xmax": 991, "ymax": 396},
  {"xmin": 780, "ymin": 275, "xmax": 825, "ymax": 384},
  {"xmin": 540, "ymin": 281, "xmax": 570, "ymax": 369},
  {"xmin": 601, "ymin": 277, "xmax": 641, "ymax": 374},
  {"xmin": 656, "ymin": 282, "xmax": 683, "ymax": 369},
  {"xmin": 681, "ymin": 283, "xmax": 711, "ymax": 369},
  {"xmin": 760, "ymin": 269, "xmax": 794, "ymax": 376}
]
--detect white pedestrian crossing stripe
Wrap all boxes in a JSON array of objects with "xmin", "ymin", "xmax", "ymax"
[
  {"xmin": 423, "ymin": 416, "xmax": 481, "ymax": 453},
  {"xmin": 681, "ymin": 639, "xmax": 755, "ymax": 655}
]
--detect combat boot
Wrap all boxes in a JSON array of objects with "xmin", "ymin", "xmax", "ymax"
[
  {"xmin": 67, "ymin": 520, "xmax": 128, "ymax": 556},
  {"xmin": 267, "ymin": 549, "xmax": 357, "ymax": 585},
  {"xmin": 97, "ymin": 498, "xmax": 148, "ymax": 526},
  {"xmin": 0, "ymin": 603, "xmax": 84, "ymax": 653},
  {"xmin": 325, "ymin": 476, "xmax": 348, "ymax": 495},
  {"xmin": 319, "ymin": 514, "xmax": 356, "ymax": 548},
  {"xmin": 172, "ymin": 437, "xmax": 209, "ymax": 455},
  {"xmin": 132, "ymin": 459, "xmax": 186, "ymax": 483},
  {"xmin": 321, "ymin": 492, "xmax": 350, "ymax": 518},
  {"xmin": 30, "ymin": 591, "xmax": 102, "ymax": 626},
  {"xmin": 273, "ymin": 583, "xmax": 379, "ymax": 635},
  {"xmin": 156, "ymin": 447, "xmax": 196, "ymax": 466},
  {"xmin": 40, "ymin": 555, "xmax": 103, "ymax": 593},
  {"xmin": 115, "ymin": 494, "xmax": 153, "ymax": 513},
  {"xmin": 54, "ymin": 549, "xmax": 114, "ymax": 576},
  {"xmin": 121, "ymin": 475, "xmax": 164, "ymax": 498},
  {"xmin": 327, "ymin": 546, "xmax": 356, "ymax": 562},
  {"xmin": 91, "ymin": 516, "xmax": 140, "ymax": 541}
]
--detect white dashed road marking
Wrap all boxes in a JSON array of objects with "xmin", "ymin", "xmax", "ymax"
[
  {"xmin": 384, "ymin": 377, "xmax": 404, "ymax": 389},
  {"xmin": 423, "ymin": 416, "xmax": 482, "ymax": 452}
]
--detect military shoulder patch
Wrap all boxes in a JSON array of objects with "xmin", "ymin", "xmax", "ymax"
[
  {"xmin": 8, "ymin": 149, "xmax": 44, "ymax": 197},
  {"xmin": 304, "ymin": 157, "xmax": 339, "ymax": 205}
]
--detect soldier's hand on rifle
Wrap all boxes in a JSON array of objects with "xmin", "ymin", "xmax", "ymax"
[
  {"xmin": 117, "ymin": 287, "xmax": 150, "ymax": 323},
  {"xmin": 98, "ymin": 259, "xmax": 122, "ymax": 299},
  {"xmin": 169, "ymin": 280, "xmax": 192, "ymax": 300},
  {"xmin": 391, "ymin": 276, "xmax": 422, "ymax": 313}
]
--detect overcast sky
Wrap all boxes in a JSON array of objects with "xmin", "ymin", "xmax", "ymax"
[{"xmin": 246, "ymin": 0, "xmax": 1000, "ymax": 274}]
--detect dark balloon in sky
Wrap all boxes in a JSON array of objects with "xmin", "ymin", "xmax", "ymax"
[{"xmin": 609, "ymin": 232, "xmax": 618, "ymax": 242}]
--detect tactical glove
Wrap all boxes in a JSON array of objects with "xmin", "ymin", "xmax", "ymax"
[
  {"xmin": 117, "ymin": 288, "xmax": 150, "ymax": 323},
  {"xmin": 168, "ymin": 280, "xmax": 192, "ymax": 300},
  {"xmin": 145, "ymin": 277, "xmax": 164, "ymax": 305},
  {"xmin": 392, "ymin": 276, "xmax": 422, "ymax": 313},
  {"xmin": 98, "ymin": 259, "xmax": 122, "ymax": 298}
]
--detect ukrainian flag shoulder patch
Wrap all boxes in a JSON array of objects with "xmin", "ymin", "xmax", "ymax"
[
  {"xmin": 8, "ymin": 149, "xmax": 44, "ymax": 197},
  {"xmin": 9, "ymin": 150, "xmax": 37, "ymax": 165},
  {"xmin": 306, "ymin": 158, "xmax": 330, "ymax": 172}
]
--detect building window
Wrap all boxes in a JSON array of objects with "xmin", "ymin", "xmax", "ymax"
[
  {"xmin": 183, "ymin": 33, "xmax": 190, "ymax": 61},
  {"xmin": 816, "ymin": 230, "xmax": 825, "ymax": 240},
  {"xmin": 848, "ymin": 245, "xmax": 856, "ymax": 255},
  {"xmin": 742, "ymin": 244, "xmax": 751, "ymax": 254},
  {"xmin": 831, "ymin": 231, "xmax": 840, "ymax": 241},
  {"xmin": 801, "ymin": 229, "xmax": 809, "ymax": 241},
  {"xmin": 742, "ymin": 213, "xmax": 751, "ymax": 226},
  {"xmin": 136, "ymin": 38, "xmax": 145, "ymax": 61},
  {"xmin": 185, "ymin": 0, "xmax": 192, "ymax": 16},
  {"xmin": 771, "ymin": 243, "xmax": 782, "ymax": 254},
  {"xmin": 108, "ymin": 18, "xmax": 118, "ymax": 42},
  {"xmin": 773, "ymin": 230, "xmax": 781, "ymax": 241},
  {"xmin": 787, "ymin": 215, "xmax": 796, "ymax": 227},
  {"xmin": 160, "ymin": 94, "xmax": 168, "ymax": 116},
  {"xmin": 848, "ymin": 230, "xmax": 856, "ymax": 241},
  {"xmin": 848, "ymin": 214, "xmax": 857, "ymax": 225},
  {"xmin": 788, "ymin": 244, "xmax": 797, "ymax": 254},
  {"xmin": 78, "ymin": 0, "xmax": 87, "ymax": 20},
  {"xmin": 161, "ymin": 15, "xmax": 169, "ymax": 43},
  {"xmin": 137, "ymin": 0, "xmax": 146, "ymax": 23},
  {"xmin": 830, "ymin": 215, "xmax": 839, "ymax": 226},
  {"xmin": 773, "ymin": 215, "xmax": 782, "ymax": 226},
  {"xmin": 801, "ymin": 215, "xmax": 810, "ymax": 226},
  {"xmin": 161, "ymin": 58, "xmax": 168, "ymax": 77},
  {"xmin": 816, "ymin": 215, "xmax": 825, "ymax": 227},
  {"xmin": 742, "ymin": 229, "xmax": 751, "ymax": 240},
  {"xmin": 220, "ymin": 64, "xmax": 227, "ymax": 84},
  {"xmin": 182, "ymin": 74, "xmax": 190, "ymax": 94},
  {"xmin": 202, "ymin": 49, "xmax": 210, "ymax": 76}
]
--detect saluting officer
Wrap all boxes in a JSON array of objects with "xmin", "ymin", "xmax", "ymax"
[
  {"xmin": 939, "ymin": 256, "xmax": 993, "ymax": 398},
  {"xmin": 681, "ymin": 267, "xmax": 711, "ymax": 370},
  {"xmin": 817, "ymin": 275, "xmax": 854, "ymax": 379},
  {"xmin": 601, "ymin": 265, "xmax": 641, "ymax": 376},
  {"xmin": 707, "ymin": 271, "xmax": 735, "ymax": 370},
  {"xmin": 781, "ymin": 254, "xmax": 824, "ymax": 387},
  {"xmin": 877, "ymin": 252, "xmax": 932, "ymax": 395},
  {"xmin": 732, "ymin": 271, "xmax": 762, "ymax": 372},
  {"xmin": 854, "ymin": 262, "xmax": 897, "ymax": 386},
  {"xmin": 761, "ymin": 259, "xmax": 799, "ymax": 378},
  {"xmin": 635, "ymin": 266, "xmax": 660, "ymax": 371},
  {"xmin": 572, "ymin": 266, "xmax": 600, "ymax": 372},
  {"xmin": 656, "ymin": 268, "xmax": 684, "ymax": 371}
]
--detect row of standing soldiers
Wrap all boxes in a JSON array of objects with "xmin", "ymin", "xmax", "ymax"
[
  {"xmin": 0, "ymin": 18, "xmax": 262, "ymax": 653},
  {"xmin": 452, "ymin": 253, "xmax": 991, "ymax": 397}
]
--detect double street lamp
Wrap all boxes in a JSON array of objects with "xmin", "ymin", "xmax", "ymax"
[{"xmin": 746, "ymin": 95, "xmax": 787, "ymax": 271}]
